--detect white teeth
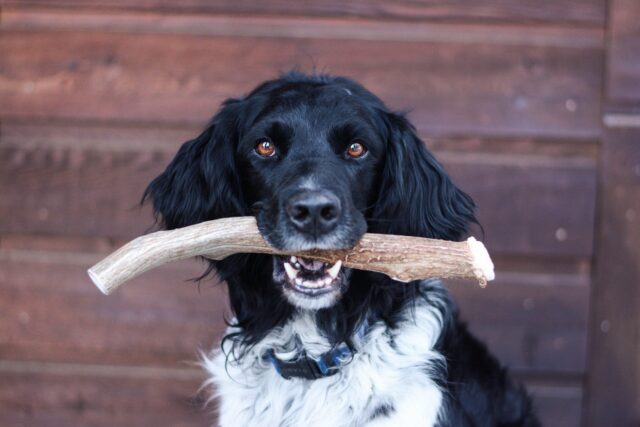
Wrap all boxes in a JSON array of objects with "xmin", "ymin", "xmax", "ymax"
[
  {"xmin": 290, "ymin": 256, "xmax": 297, "ymax": 263},
  {"xmin": 327, "ymin": 260, "xmax": 342, "ymax": 279},
  {"xmin": 283, "ymin": 262, "xmax": 299, "ymax": 280},
  {"xmin": 324, "ymin": 277, "xmax": 332, "ymax": 286},
  {"xmin": 295, "ymin": 277, "xmax": 303, "ymax": 286},
  {"xmin": 303, "ymin": 280, "xmax": 320, "ymax": 289}
]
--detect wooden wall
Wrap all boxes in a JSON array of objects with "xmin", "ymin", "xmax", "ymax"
[{"xmin": 0, "ymin": 1, "xmax": 636, "ymax": 425}]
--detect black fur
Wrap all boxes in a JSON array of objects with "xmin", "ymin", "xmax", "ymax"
[{"xmin": 144, "ymin": 72, "xmax": 539, "ymax": 426}]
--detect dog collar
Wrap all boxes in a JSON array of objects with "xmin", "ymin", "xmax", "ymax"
[{"xmin": 264, "ymin": 319, "xmax": 369, "ymax": 380}]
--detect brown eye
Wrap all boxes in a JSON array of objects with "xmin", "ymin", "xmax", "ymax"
[
  {"xmin": 346, "ymin": 141, "xmax": 367, "ymax": 158},
  {"xmin": 255, "ymin": 138, "xmax": 276, "ymax": 157}
]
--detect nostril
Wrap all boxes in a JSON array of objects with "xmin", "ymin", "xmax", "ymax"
[
  {"xmin": 291, "ymin": 204, "xmax": 310, "ymax": 221},
  {"xmin": 320, "ymin": 205, "xmax": 337, "ymax": 221}
]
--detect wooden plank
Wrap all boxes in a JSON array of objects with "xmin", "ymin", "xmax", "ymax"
[
  {"xmin": 1, "ymin": 242, "xmax": 589, "ymax": 375},
  {"xmin": 0, "ymin": 255, "xmax": 228, "ymax": 366},
  {"xmin": 1, "ymin": 8, "xmax": 605, "ymax": 48},
  {"xmin": 585, "ymin": 127, "xmax": 640, "ymax": 426},
  {"xmin": 441, "ymin": 150, "xmax": 596, "ymax": 257},
  {"xmin": 0, "ymin": 144, "xmax": 162, "ymax": 239},
  {"xmin": 0, "ymin": 25, "xmax": 603, "ymax": 138},
  {"xmin": 608, "ymin": 0, "xmax": 640, "ymax": 103},
  {"xmin": 0, "ymin": 361, "xmax": 580, "ymax": 427},
  {"xmin": 2, "ymin": 0, "xmax": 607, "ymax": 26},
  {"xmin": 0, "ymin": 123, "xmax": 597, "ymax": 257},
  {"xmin": 448, "ymin": 266, "xmax": 590, "ymax": 375},
  {"xmin": 0, "ymin": 364, "xmax": 210, "ymax": 426},
  {"xmin": 526, "ymin": 382, "xmax": 583, "ymax": 427}
]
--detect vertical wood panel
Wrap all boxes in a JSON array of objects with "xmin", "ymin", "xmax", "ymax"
[
  {"xmin": 585, "ymin": 127, "xmax": 640, "ymax": 426},
  {"xmin": 608, "ymin": 0, "xmax": 640, "ymax": 103}
]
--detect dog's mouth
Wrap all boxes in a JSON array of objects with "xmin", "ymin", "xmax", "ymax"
[
  {"xmin": 272, "ymin": 255, "xmax": 347, "ymax": 308},
  {"xmin": 277, "ymin": 256, "xmax": 343, "ymax": 295}
]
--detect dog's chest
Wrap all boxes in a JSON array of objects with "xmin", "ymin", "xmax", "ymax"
[{"xmin": 204, "ymin": 303, "xmax": 445, "ymax": 427}]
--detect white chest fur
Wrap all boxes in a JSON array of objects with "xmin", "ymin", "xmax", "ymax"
[{"xmin": 201, "ymin": 298, "xmax": 445, "ymax": 427}]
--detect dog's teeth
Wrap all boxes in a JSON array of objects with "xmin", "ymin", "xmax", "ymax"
[
  {"xmin": 327, "ymin": 261, "xmax": 342, "ymax": 279},
  {"xmin": 284, "ymin": 262, "xmax": 299, "ymax": 280},
  {"xmin": 290, "ymin": 256, "xmax": 297, "ymax": 263},
  {"xmin": 303, "ymin": 280, "xmax": 317, "ymax": 288},
  {"xmin": 295, "ymin": 277, "xmax": 303, "ymax": 286},
  {"xmin": 324, "ymin": 277, "xmax": 333, "ymax": 286}
]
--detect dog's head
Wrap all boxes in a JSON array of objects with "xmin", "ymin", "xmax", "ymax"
[{"xmin": 145, "ymin": 73, "xmax": 475, "ymax": 315}]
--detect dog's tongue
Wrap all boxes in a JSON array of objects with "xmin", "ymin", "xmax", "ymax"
[{"xmin": 298, "ymin": 257, "xmax": 324, "ymax": 271}]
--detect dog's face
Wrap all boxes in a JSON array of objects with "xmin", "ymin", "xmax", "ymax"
[
  {"xmin": 145, "ymin": 74, "xmax": 475, "ymax": 312},
  {"xmin": 237, "ymin": 84, "xmax": 387, "ymax": 308}
]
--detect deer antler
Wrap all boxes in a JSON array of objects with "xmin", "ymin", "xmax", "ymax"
[{"xmin": 88, "ymin": 217, "xmax": 494, "ymax": 295}]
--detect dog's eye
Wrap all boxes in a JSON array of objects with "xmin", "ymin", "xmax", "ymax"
[
  {"xmin": 346, "ymin": 141, "xmax": 367, "ymax": 158},
  {"xmin": 255, "ymin": 138, "xmax": 276, "ymax": 157}
]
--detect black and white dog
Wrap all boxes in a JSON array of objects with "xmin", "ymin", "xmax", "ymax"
[{"xmin": 145, "ymin": 73, "xmax": 540, "ymax": 426}]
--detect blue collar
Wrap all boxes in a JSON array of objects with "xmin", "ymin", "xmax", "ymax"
[{"xmin": 264, "ymin": 319, "xmax": 369, "ymax": 380}]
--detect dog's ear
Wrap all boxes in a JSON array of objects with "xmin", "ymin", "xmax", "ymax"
[
  {"xmin": 369, "ymin": 112, "xmax": 476, "ymax": 241},
  {"xmin": 143, "ymin": 100, "xmax": 247, "ymax": 229}
]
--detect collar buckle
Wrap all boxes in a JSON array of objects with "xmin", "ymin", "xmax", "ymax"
[
  {"xmin": 264, "ymin": 318, "xmax": 369, "ymax": 381},
  {"xmin": 266, "ymin": 344, "xmax": 354, "ymax": 380}
]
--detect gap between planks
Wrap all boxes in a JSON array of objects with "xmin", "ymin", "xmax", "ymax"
[{"xmin": 0, "ymin": 359, "xmax": 204, "ymax": 380}]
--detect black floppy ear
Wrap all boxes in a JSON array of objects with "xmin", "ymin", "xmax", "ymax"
[
  {"xmin": 143, "ymin": 100, "xmax": 247, "ymax": 229},
  {"xmin": 370, "ymin": 113, "xmax": 476, "ymax": 241}
]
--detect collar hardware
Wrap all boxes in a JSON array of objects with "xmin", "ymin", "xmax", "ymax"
[{"xmin": 264, "ymin": 319, "xmax": 369, "ymax": 381}]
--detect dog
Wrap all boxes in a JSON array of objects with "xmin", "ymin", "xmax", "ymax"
[{"xmin": 144, "ymin": 73, "xmax": 540, "ymax": 426}]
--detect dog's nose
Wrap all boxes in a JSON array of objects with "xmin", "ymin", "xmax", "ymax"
[{"xmin": 286, "ymin": 190, "xmax": 342, "ymax": 235}]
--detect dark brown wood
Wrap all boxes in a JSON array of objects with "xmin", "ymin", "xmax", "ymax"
[
  {"xmin": 0, "ymin": 124, "xmax": 598, "ymax": 258},
  {"xmin": 0, "ymin": 366, "xmax": 210, "ymax": 426},
  {"xmin": 0, "ymin": 254, "xmax": 228, "ymax": 366},
  {"xmin": 0, "ymin": 362, "xmax": 580, "ymax": 427},
  {"xmin": 585, "ymin": 127, "xmax": 640, "ymax": 426},
  {"xmin": 2, "ymin": 0, "xmax": 606, "ymax": 26},
  {"xmin": 448, "ymin": 267, "xmax": 590, "ymax": 374},
  {"xmin": 607, "ymin": 0, "xmax": 640, "ymax": 103},
  {"xmin": 443, "ymin": 150, "xmax": 597, "ymax": 257},
  {"xmin": 0, "ymin": 25, "xmax": 603, "ymax": 138},
  {"xmin": 525, "ymin": 382, "xmax": 583, "ymax": 427}
]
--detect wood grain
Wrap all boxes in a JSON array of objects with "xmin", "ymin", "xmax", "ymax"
[
  {"xmin": 0, "ymin": 28, "xmax": 603, "ymax": 138},
  {"xmin": 449, "ymin": 272, "xmax": 590, "ymax": 374},
  {"xmin": 2, "ymin": 0, "xmax": 606, "ymax": 26},
  {"xmin": 0, "ymin": 256, "xmax": 227, "ymax": 367},
  {"xmin": 0, "ymin": 361, "xmax": 581, "ymax": 427},
  {"xmin": 2, "ymin": 8, "xmax": 604, "ymax": 48},
  {"xmin": 0, "ymin": 365, "xmax": 209, "ymax": 427}
]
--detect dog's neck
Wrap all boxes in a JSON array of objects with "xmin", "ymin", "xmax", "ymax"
[
  {"xmin": 263, "ymin": 313, "xmax": 370, "ymax": 380},
  {"xmin": 263, "ymin": 310, "xmax": 366, "ymax": 358}
]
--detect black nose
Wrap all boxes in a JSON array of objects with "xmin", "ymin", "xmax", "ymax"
[{"xmin": 286, "ymin": 190, "xmax": 342, "ymax": 235}]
